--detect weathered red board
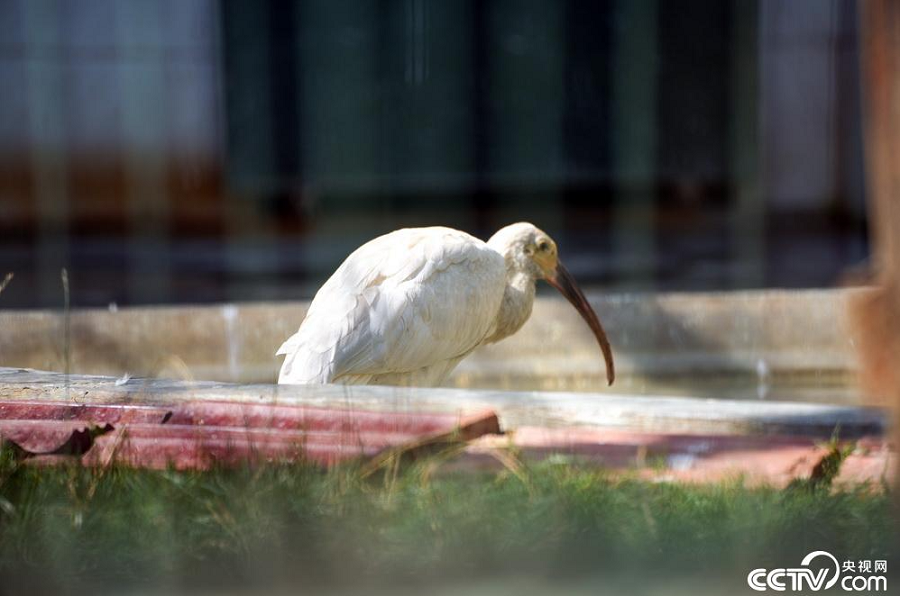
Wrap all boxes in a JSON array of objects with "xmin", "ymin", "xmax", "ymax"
[
  {"xmin": 0, "ymin": 401, "xmax": 173, "ymax": 424},
  {"xmin": 4, "ymin": 399, "xmax": 893, "ymax": 485},
  {"xmin": 0, "ymin": 399, "xmax": 501, "ymax": 469},
  {"xmin": 167, "ymin": 401, "xmax": 490, "ymax": 434},
  {"xmin": 461, "ymin": 426, "xmax": 895, "ymax": 487}
]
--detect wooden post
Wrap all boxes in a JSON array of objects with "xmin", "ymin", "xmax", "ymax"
[
  {"xmin": 852, "ymin": 0, "xmax": 900, "ymax": 491},
  {"xmin": 860, "ymin": 0, "xmax": 900, "ymax": 273}
]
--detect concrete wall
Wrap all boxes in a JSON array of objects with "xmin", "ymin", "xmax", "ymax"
[{"xmin": 0, "ymin": 289, "xmax": 862, "ymax": 387}]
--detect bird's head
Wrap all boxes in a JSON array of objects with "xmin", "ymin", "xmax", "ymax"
[
  {"xmin": 488, "ymin": 222, "xmax": 615, "ymax": 386},
  {"xmin": 487, "ymin": 222, "xmax": 558, "ymax": 278}
]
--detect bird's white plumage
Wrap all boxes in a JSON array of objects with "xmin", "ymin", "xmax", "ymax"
[{"xmin": 277, "ymin": 227, "xmax": 507, "ymax": 386}]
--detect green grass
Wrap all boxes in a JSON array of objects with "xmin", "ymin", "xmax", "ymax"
[{"xmin": 0, "ymin": 447, "xmax": 896, "ymax": 595}]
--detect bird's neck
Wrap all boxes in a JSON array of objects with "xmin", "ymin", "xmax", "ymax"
[{"xmin": 485, "ymin": 270, "xmax": 536, "ymax": 344}]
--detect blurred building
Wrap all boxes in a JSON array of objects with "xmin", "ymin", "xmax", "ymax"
[{"xmin": 0, "ymin": 0, "xmax": 868, "ymax": 307}]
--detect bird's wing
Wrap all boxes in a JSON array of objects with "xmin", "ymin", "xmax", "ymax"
[{"xmin": 277, "ymin": 227, "xmax": 507, "ymax": 384}]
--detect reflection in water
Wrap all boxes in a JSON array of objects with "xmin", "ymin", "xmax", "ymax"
[
  {"xmin": 448, "ymin": 371, "xmax": 860, "ymax": 405},
  {"xmin": 212, "ymin": 368, "xmax": 858, "ymax": 406}
]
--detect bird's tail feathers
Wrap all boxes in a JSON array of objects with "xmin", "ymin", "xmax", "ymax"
[{"xmin": 277, "ymin": 345, "xmax": 336, "ymax": 384}]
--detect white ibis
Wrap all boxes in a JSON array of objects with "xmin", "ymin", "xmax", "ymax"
[{"xmin": 277, "ymin": 222, "xmax": 614, "ymax": 387}]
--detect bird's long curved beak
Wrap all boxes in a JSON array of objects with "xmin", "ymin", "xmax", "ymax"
[{"xmin": 545, "ymin": 262, "xmax": 615, "ymax": 386}]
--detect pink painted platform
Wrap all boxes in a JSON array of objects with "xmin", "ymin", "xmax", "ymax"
[
  {"xmin": 458, "ymin": 426, "xmax": 895, "ymax": 487},
  {"xmin": 0, "ymin": 398, "xmax": 893, "ymax": 486},
  {"xmin": 0, "ymin": 399, "xmax": 501, "ymax": 469}
]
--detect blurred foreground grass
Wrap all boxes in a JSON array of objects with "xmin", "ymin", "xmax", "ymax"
[{"xmin": 0, "ymin": 447, "xmax": 896, "ymax": 595}]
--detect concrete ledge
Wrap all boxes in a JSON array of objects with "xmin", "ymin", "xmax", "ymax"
[{"xmin": 0, "ymin": 368, "xmax": 886, "ymax": 438}]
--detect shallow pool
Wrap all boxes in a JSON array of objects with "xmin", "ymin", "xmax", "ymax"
[{"xmin": 448, "ymin": 371, "xmax": 860, "ymax": 405}]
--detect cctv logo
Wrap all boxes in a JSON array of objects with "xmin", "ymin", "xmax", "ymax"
[
  {"xmin": 747, "ymin": 551, "xmax": 888, "ymax": 592},
  {"xmin": 748, "ymin": 551, "xmax": 841, "ymax": 592}
]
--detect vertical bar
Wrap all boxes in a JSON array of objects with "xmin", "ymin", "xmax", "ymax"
[
  {"xmin": 117, "ymin": 1, "xmax": 171, "ymax": 304},
  {"xmin": 487, "ymin": 0, "xmax": 565, "ymax": 230},
  {"xmin": 373, "ymin": 0, "xmax": 475, "ymax": 228},
  {"xmin": 471, "ymin": 0, "xmax": 491, "ymax": 231},
  {"xmin": 269, "ymin": 0, "xmax": 301, "ymax": 183},
  {"xmin": 298, "ymin": 0, "xmax": 380, "ymax": 280},
  {"xmin": 610, "ymin": 0, "xmax": 657, "ymax": 289},
  {"xmin": 299, "ymin": 0, "xmax": 379, "ymax": 197},
  {"xmin": 219, "ymin": 0, "xmax": 274, "ymax": 194},
  {"xmin": 730, "ymin": 0, "xmax": 763, "ymax": 287},
  {"xmin": 218, "ymin": 0, "xmax": 276, "ymax": 302},
  {"xmin": 24, "ymin": 0, "xmax": 70, "ymax": 307}
]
